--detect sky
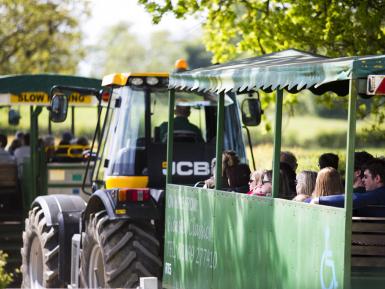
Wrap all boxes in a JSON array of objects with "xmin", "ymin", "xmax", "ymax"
[
  {"xmin": 79, "ymin": 0, "xmax": 203, "ymax": 75},
  {"xmin": 83, "ymin": 0, "xmax": 203, "ymax": 46}
]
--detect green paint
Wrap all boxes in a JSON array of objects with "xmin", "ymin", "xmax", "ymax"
[
  {"xmin": 164, "ymin": 185, "xmax": 345, "ymax": 289},
  {"xmin": 272, "ymin": 89, "xmax": 283, "ymax": 198},
  {"xmin": 215, "ymin": 92, "xmax": 225, "ymax": 190}
]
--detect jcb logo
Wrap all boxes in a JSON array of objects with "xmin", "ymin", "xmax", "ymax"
[{"xmin": 162, "ymin": 161, "xmax": 210, "ymax": 176}]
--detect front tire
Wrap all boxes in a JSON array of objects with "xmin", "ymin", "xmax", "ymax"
[
  {"xmin": 21, "ymin": 206, "xmax": 61, "ymax": 288},
  {"xmin": 80, "ymin": 210, "xmax": 162, "ymax": 288}
]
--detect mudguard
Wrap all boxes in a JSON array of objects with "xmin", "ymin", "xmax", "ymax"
[
  {"xmin": 83, "ymin": 189, "xmax": 116, "ymax": 221},
  {"xmin": 32, "ymin": 194, "xmax": 86, "ymax": 226},
  {"xmin": 83, "ymin": 189, "xmax": 160, "ymax": 222}
]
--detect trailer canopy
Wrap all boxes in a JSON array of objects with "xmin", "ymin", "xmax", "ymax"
[
  {"xmin": 169, "ymin": 49, "xmax": 385, "ymax": 96},
  {"xmin": 0, "ymin": 74, "xmax": 101, "ymax": 106}
]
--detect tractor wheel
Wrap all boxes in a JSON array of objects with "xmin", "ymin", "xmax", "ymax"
[
  {"xmin": 21, "ymin": 206, "xmax": 61, "ymax": 288},
  {"xmin": 80, "ymin": 210, "xmax": 162, "ymax": 288}
]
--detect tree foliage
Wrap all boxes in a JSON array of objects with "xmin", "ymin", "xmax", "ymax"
[
  {"xmin": 138, "ymin": 0, "xmax": 385, "ymax": 62},
  {"xmin": 139, "ymin": 0, "xmax": 385, "ymax": 132},
  {"xmin": 0, "ymin": 251, "xmax": 12, "ymax": 289},
  {"xmin": 0, "ymin": 0, "xmax": 88, "ymax": 74}
]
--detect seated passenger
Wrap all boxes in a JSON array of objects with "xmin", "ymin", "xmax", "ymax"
[
  {"xmin": 204, "ymin": 158, "xmax": 216, "ymax": 189},
  {"xmin": 318, "ymin": 153, "xmax": 339, "ymax": 170},
  {"xmin": 252, "ymin": 168, "xmax": 294, "ymax": 198},
  {"xmin": 54, "ymin": 131, "xmax": 73, "ymax": 161},
  {"xmin": 247, "ymin": 170, "xmax": 263, "ymax": 195},
  {"xmin": 280, "ymin": 151, "xmax": 298, "ymax": 173},
  {"xmin": 8, "ymin": 132, "xmax": 23, "ymax": 156},
  {"xmin": 353, "ymin": 151, "xmax": 374, "ymax": 193},
  {"xmin": 14, "ymin": 133, "xmax": 31, "ymax": 176},
  {"xmin": 204, "ymin": 151, "xmax": 250, "ymax": 192},
  {"xmin": 225, "ymin": 163, "xmax": 251, "ymax": 193},
  {"xmin": 312, "ymin": 159, "xmax": 385, "ymax": 217},
  {"xmin": 0, "ymin": 134, "xmax": 14, "ymax": 163},
  {"xmin": 159, "ymin": 104, "xmax": 203, "ymax": 143},
  {"xmin": 293, "ymin": 170, "xmax": 317, "ymax": 202},
  {"xmin": 253, "ymin": 170, "xmax": 273, "ymax": 196},
  {"xmin": 312, "ymin": 167, "xmax": 343, "ymax": 198},
  {"xmin": 280, "ymin": 162, "xmax": 296, "ymax": 195}
]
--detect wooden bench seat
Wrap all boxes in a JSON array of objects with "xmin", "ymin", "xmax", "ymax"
[{"xmin": 352, "ymin": 217, "xmax": 385, "ymax": 268}]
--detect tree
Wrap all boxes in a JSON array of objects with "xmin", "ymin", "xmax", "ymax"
[
  {"xmin": 138, "ymin": 0, "xmax": 385, "ymax": 62},
  {"xmin": 139, "ymin": 0, "xmax": 385, "ymax": 132},
  {"xmin": 0, "ymin": 0, "xmax": 88, "ymax": 74}
]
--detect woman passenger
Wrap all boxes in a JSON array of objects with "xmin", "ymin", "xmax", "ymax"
[
  {"xmin": 312, "ymin": 167, "xmax": 343, "ymax": 198},
  {"xmin": 293, "ymin": 170, "xmax": 317, "ymax": 202}
]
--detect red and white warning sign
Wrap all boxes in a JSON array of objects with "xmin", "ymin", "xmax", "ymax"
[{"xmin": 367, "ymin": 75, "xmax": 385, "ymax": 95}]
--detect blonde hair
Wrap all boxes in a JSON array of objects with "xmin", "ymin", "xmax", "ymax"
[
  {"xmin": 250, "ymin": 170, "xmax": 263, "ymax": 185},
  {"xmin": 313, "ymin": 167, "xmax": 343, "ymax": 197},
  {"xmin": 296, "ymin": 170, "xmax": 317, "ymax": 196}
]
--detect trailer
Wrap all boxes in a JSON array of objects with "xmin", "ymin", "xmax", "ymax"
[{"xmin": 163, "ymin": 49, "xmax": 385, "ymax": 289}]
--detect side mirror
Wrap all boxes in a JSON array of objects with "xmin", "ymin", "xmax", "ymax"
[
  {"xmin": 241, "ymin": 95, "xmax": 263, "ymax": 126},
  {"xmin": 49, "ymin": 93, "xmax": 68, "ymax": 123},
  {"xmin": 8, "ymin": 108, "xmax": 20, "ymax": 125}
]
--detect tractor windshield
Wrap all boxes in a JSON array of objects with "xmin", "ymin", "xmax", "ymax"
[{"xmin": 104, "ymin": 86, "xmax": 146, "ymax": 177}]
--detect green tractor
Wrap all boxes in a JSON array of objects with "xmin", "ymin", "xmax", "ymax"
[{"xmin": 0, "ymin": 74, "xmax": 101, "ymax": 286}]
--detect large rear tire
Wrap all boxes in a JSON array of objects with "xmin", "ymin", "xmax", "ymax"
[
  {"xmin": 21, "ymin": 206, "xmax": 61, "ymax": 288},
  {"xmin": 80, "ymin": 210, "xmax": 162, "ymax": 288}
]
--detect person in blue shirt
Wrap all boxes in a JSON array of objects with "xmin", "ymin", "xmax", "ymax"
[{"xmin": 311, "ymin": 158, "xmax": 385, "ymax": 217}]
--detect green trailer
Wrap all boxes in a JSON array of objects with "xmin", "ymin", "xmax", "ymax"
[
  {"xmin": 0, "ymin": 74, "xmax": 101, "ymax": 286},
  {"xmin": 163, "ymin": 49, "xmax": 385, "ymax": 289}
]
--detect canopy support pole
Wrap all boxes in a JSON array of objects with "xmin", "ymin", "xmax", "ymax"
[
  {"xmin": 215, "ymin": 92, "xmax": 225, "ymax": 190},
  {"xmin": 166, "ymin": 89, "xmax": 175, "ymax": 184},
  {"xmin": 343, "ymin": 78, "xmax": 356, "ymax": 288},
  {"xmin": 30, "ymin": 106, "xmax": 43, "ymax": 205},
  {"xmin": 272, "ymin": 89, "xmax": 283, "ymax": 198}
]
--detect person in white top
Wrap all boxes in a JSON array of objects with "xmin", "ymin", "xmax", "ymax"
[{"xmin": 14, "ymin": 133, "xmax": 30, "ymax": 176}]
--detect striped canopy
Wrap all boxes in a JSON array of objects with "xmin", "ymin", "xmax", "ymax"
[{"xmin": 170, "ymin": 49, "xmax": 385, "ymax": 96}]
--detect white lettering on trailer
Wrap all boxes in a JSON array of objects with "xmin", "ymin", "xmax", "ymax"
[
  {"xmin": 164, "ymin": 262, "xmax": 172, "ymax": 275},
  {"xmin": 167, "ymin": 196, "xmax": 198, "ymax": 212}
]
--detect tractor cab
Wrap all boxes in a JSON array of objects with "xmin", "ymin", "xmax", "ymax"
[{"xmin": 97, "ymin": 72, "xmax": 248, "ymax": 191}]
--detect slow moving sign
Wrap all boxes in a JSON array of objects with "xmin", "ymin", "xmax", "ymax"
[{"xmin": 9, "ymin": 92, "xmax": 94, "ymax": 106}]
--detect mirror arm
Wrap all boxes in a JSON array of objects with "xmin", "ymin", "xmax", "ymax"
[
  {"xmin": 243, "ymin": 125, "xmax": 256, "ymax": 171},
  {"xmin": 50, "ymin": 85, "xmax": 100, "ymax": 100}
]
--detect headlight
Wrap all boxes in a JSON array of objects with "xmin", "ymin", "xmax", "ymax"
[
  {"xmin": 130, "ymin": 77, "xmax": 144, "ymax": 86},
  {"xmin": 146, "ymin": 77, "xmax": 159, "ymax": 86}
]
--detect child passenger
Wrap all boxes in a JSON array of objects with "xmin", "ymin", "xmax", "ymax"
[{"xmin": 293, "ymin": 170, "xmax": 317, "ymax": 202}]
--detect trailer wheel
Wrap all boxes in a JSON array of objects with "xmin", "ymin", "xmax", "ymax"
[
  {"xmin": 80, "ymin": 210, "xmax": 162, "ymax": 288},
  {"xmin": 21, "ymin": 206, "xmax": 61, "ymax": 289}
]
